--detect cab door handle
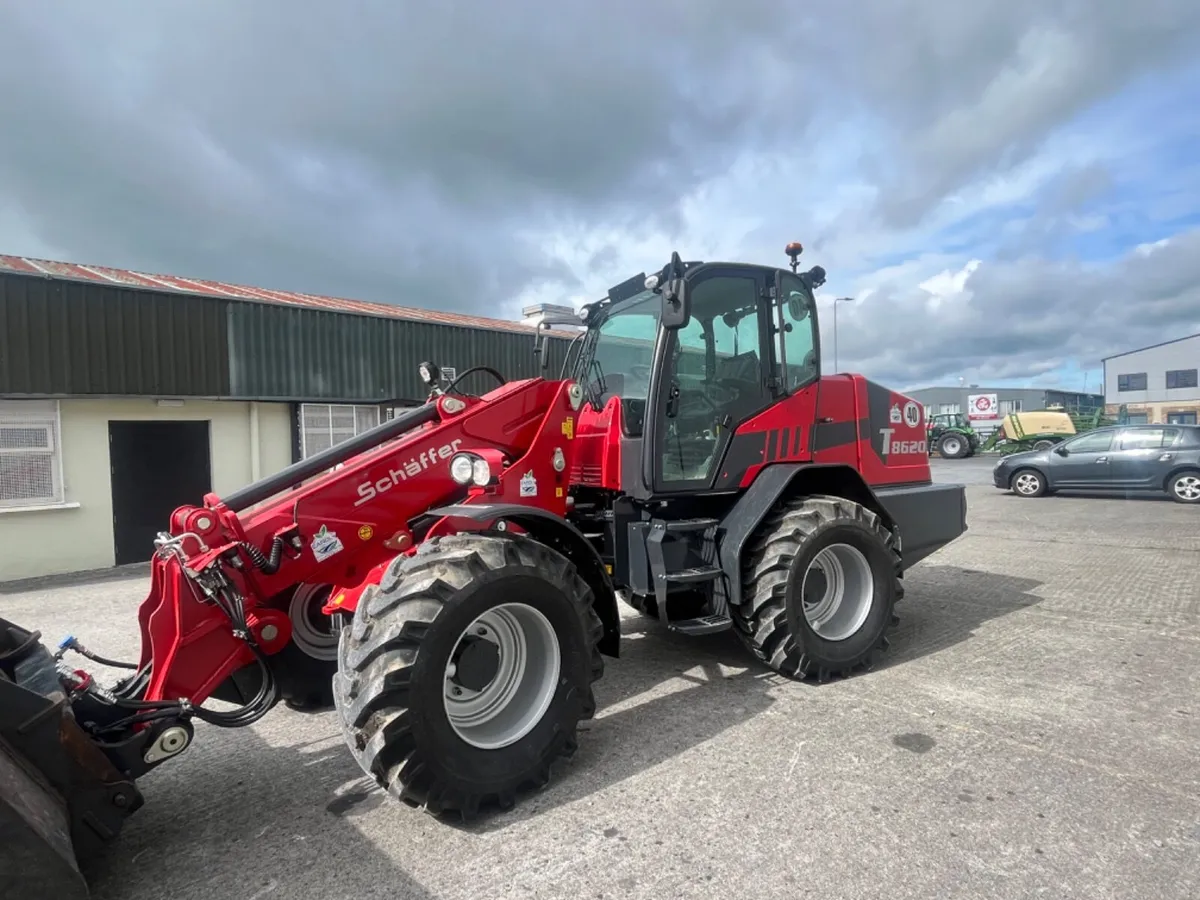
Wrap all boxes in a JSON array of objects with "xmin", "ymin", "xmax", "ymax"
[{"xmin": 1095, "ymin": 456, "xmax": 1108, "ymax": 463}]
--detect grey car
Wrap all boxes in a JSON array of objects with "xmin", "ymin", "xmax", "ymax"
[{"xmin": 992, "ymin": 424, "xmax": 1200, "ymax": 503}]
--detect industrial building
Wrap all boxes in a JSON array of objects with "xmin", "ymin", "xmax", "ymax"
[
  {"xmin": 0, "ymin": 256, "xmax": 570, "ymax": 582},
  {"xmin": 1102, "ymin": 333, "xmax": 1200, "ymax": 425},
  {"xmin": 906, "ymin": 385, "xmax": 1105, "ymax": 436}
]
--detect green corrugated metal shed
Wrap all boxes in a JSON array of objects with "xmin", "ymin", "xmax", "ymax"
[
  {"xmin": 229, "ymin": 302, "xmax": 571, "ymax": 403},
  {"xmin": 0, "ymin": 271, "xmax": 230, "ymax": 397},
  {"xmin": 0, "ymin": 259, "xmax": 575, "ymax": 402}
]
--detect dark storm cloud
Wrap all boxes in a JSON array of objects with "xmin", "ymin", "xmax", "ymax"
[
  {"xmin": 0, "ymin": 0, "xmax": 803, "ymax": 306},
  {"xmin": 0, "ymin": 0, "xmax": 1198, "ymax": 380}
]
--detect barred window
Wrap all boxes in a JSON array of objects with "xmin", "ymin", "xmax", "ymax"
[
  {"xmin": 0, "ymin": 400, "xmax": 64, "ymax": 509},
  {"xmin": 299, "ymin": 404, "xmax": 380, "ymax": 459}
]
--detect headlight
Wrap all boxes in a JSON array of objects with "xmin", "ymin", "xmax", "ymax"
[
  {"xmin": 450, "ymin": 453, "xmax": 475, "ymax": 484},
  {"xmin": 471, "ymin": 457, "xmax": 491, "ymax": 486}
]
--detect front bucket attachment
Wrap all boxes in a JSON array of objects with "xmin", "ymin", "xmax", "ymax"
[
  {"xmin": 0, "ymin": 738, "xmax": 88, "ymax": 899},
  {"xmin": 0, "ymin": 617, "xmax": 144, "ymax": 899}
]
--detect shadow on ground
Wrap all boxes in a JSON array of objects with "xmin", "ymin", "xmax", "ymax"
[
  {"xmin": 80, "ymin": 729, "xmax": 436, "ymax": 900},
  {"xmin": 1046, "ymin": 491, "xmax": 1174, "ymax": 503},
  {"xmin": 879, "ymin": 565, "xmax": 1045, "ymax": 670},
  {"xmin": 460, "ymin": 567, "xmax": 1044, "ymax": 830},
  {"xmin": 72, "ymin": 568, "xmax": 1046, "ymax": 874}
]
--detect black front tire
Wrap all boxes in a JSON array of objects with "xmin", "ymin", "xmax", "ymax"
[
  {"xmin": 334, "ymin": 532, "xmax": 604, "ymax": 820},
  {"xmin": 732, "ymin": 496, "xmax": 900, "ymax": 681},
  {"xmin": 276, "ymin": 584, "xmax": 339, "ymax": 711},
  {"xmin": 1009, "ymin": 468, "xmax": 1047, "ymax": 497}
]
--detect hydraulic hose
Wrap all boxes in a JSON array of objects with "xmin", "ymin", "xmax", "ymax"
[{"xmin": 239, "ymin": 535, "xmax": 285, "ymax": 574}]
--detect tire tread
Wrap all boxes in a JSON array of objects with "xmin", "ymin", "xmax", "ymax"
[
  {"xmin": 730, "ymin": 494, "xmax": 901, "ymax": 681},
  {"xmin": 334, "ymin": 532, "xmax": 604, "ymax": 819}
]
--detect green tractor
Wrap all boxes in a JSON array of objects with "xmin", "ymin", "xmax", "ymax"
[{"xmin": 926, "ymin": 412, "xmax": 981, "ymax": 459}]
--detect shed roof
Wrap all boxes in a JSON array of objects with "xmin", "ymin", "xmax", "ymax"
[{"xmin": 0, "ymin": 254, "xmax": 565, "ymax": 337}]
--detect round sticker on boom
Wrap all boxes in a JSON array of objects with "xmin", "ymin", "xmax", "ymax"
[{"xmin": 903, "ymin": 401, "xmax": 922, "ymax": 428}]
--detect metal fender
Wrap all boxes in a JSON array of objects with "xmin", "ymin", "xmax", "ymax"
[{"xmin": 428, "ymin": 503, "xmax": 620, "ymax": 657}]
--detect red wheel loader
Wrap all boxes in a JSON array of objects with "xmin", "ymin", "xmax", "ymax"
[{"xmin": 0, "ymin": 243, "xmax": 967, "ymax": 897}]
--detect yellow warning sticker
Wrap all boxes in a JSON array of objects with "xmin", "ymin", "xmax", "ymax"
[
  {"xmin": 555, "ymin": 487, "xmax": 563, "ymax": 498},
  {"xmin": 357, "ymin": 525, "xmax": 374, "ymax": 541},
  {"xmin": 561, "ymin": 417, "xmax": 574, "ymax": 439}
]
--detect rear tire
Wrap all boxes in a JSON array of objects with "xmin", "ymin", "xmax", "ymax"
[
  {"xmin": 732, "ymin": 496, "xmax": 900, "ymax": 681},
  {"xmin": 1167, "ymin": 470, "xmax": 1200, "ymax": 504},
  {"xmin": 938, "ymin": 433, "xmax": 969, "ymax": 459},
  {"xmin": 334, "ymin": 533, "xmax": 604, "ymax": 820},
  {"xmin": 1032, "ymin": 439, "xmax": 1056, "ymax": 451}
]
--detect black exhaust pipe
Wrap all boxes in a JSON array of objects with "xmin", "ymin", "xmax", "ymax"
[{"xmin": 222, "ymin": 402, "xmax": 440, "ymax": 513}]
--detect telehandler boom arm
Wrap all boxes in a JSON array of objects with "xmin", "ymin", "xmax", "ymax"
[{"xmin": 137, "ymin": 375, "xmax": 584, "ymax": 708}]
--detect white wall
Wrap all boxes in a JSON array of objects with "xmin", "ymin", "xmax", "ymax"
[
  {"xmin": 1104, "ymin": 334, "xmax": 1200, "ymax": 404},
  {"xmin": 0, "ymin": 398, "xmax": 292, "ymax": 581}
]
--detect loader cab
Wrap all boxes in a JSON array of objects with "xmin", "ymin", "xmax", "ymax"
[{"xmin": 577, "ymin": 253, "xmax": 823, "ymax": 500}]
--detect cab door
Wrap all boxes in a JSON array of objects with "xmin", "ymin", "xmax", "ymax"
[{"xmin": 648, "ymin": 266, "xmax": 773, "ymax": 493}]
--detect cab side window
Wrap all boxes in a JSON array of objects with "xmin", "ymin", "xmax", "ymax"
[{"xmin": 775, "ymin": 272, "xmax": 818, "ymax": 391}]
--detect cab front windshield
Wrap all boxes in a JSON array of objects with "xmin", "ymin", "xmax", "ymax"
[
  {"xmin": 580, "ymin": 290, "xmax": 661, "ymax": 401},
  {"xmin": 572, "ymin": 290, "xmax": 661, "ymax": 434}
]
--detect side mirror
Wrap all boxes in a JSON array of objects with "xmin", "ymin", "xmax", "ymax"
[
  {"xmin": 1054, "ymin": 445, "xmax": 1069, "ymax": 456},
  {"xmin": 660, "ymin": 251, "xmax": 690, "ymax": 330}
]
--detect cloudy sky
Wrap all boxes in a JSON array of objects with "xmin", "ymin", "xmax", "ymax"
[{"xmin": 1, "ymin": 1, "xmax": 1198, "ymax": 391}]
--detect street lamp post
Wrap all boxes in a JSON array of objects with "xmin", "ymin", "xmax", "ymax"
[{"xmin": 832, "ymin": 297, "xmax": 854, "ymax": 373}]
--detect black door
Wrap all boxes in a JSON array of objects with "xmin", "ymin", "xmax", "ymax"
[
  {"xmin": 649, "ymin": 267, "xmax": 773, "ymax": 493},
  {"xmin": 110, "ymin": 420, "xmax": 212, "ymax": 565}
]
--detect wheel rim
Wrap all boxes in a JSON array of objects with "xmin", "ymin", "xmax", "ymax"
[
  {"xmin": 800, "ymin": 543, "xmax": 874, "ymax": 642},
  {"xmin": 288, "ymin": 584, "xmax": 338, "ymax": 661},
  {"xmin": 443, "ymin": 603, "xmax": 561, "ymax": 750},
  {"xmin": 943, "ymin": 437, "xmax": 961, "ymax": 455},
  {"xmin": 1174, "ymin": 475, "xmax": 1200, "ymax": 500},
  {"xmin": 1014, "ymin": 472, "xmax": 1041, "ymax": 495}
]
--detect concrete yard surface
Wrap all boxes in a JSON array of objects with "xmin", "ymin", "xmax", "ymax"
[{"xmin": 3, "ymin": 456, "xmax": 1198, "ymax": 900}]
